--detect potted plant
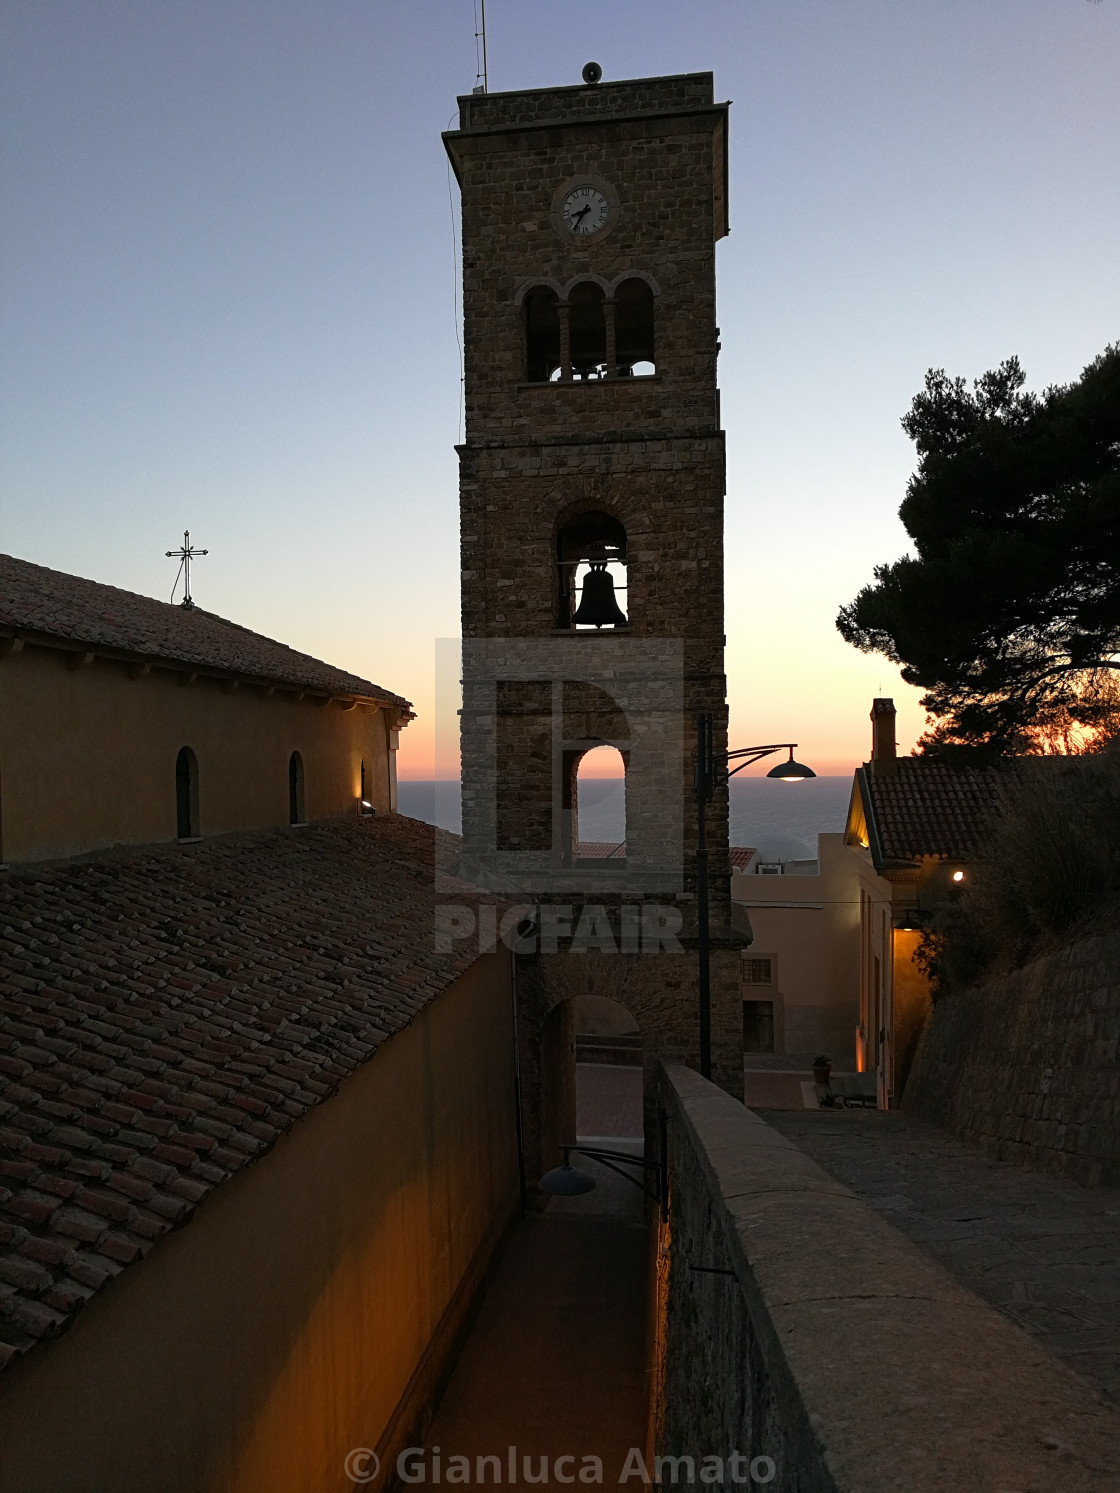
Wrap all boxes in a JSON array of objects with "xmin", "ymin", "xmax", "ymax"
[{"xmin": 812, "ymin": 1054, "xmax": 832, "ymax": 1085}]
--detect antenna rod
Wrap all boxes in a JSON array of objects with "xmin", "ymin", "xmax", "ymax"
[{"xmin": 480, "ymin": 0, "xmax": 488, "ymax": 92}]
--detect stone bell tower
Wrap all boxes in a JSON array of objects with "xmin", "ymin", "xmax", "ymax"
[{"xmin": 443, "ymin": 73, "xmax": 741, "ymax": 1131}]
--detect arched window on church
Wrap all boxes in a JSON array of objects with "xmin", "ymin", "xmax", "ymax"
[
  {"xmin": 556, "ymin": 510, "xmax": 628, "ymax": 630},
  {"xmin": 569, "ymin": 282, "xmax": 607, "ymax": 380},
  {"xmin": 571, "ymin": 744, "xmax": 627, "ymax": 862},
  {"xmin": 614, "ymin": 278, "xmax": 655, "ymax": 376},
  {"xmin": 359, "ymin": 757, "xmax": 375, "ymax": 816},
  {"xmin": 289, "ymin": 751, "xmax": 305, "ymax": 825},
  {"xmin": 524, "ymin": 286, "xmax": 561, "ymax": 382},
  {"xmin": 175, "ymin": 747, "xmax": 199, "ymax": 840}
]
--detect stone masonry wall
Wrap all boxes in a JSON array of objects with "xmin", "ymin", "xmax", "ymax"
[
  {"xmin": 458, "ymin": 634, "xmax": 731, "ymax": 926},
  {"xmin": 451, "ymin": 100, "xmax": 724, "ymax": 438},
  {"xmin": 459, "ymin": 73, "xmax": 718, "ymax": 131},
  {"xmin": 451, "ymin": 76, "xmax": 741, "ymax": 1163},
  {"xmin": 451, "ymin": 73, "xmax": 732, "ymax": 927},
  {"xmin": 657, "ymin": 1060, "xmax": 1120, "ymax": 1491},
  {"xmin": 904, "ymin": 920, "xmax": 1120, "ymax": 1186}
]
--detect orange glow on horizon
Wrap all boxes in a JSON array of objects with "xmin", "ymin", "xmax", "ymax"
[{"xmin": 387, "ymin": 621, "xmax": 929, "ymax": 784}]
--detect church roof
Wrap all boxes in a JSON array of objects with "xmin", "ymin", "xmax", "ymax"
[
  {"xmin": 0, "ymin": 553, "xmax": 411, "ymax": 711},
  {"xmin": 0, "ymin": 815, "xmax": 476, "ymax": 1369}
]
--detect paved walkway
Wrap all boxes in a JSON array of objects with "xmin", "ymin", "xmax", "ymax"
[
  {"xmin": 424, "ymin": 1066, "xmax": 651, "ymax": 1488},
  {"xmin": 767, "ymin": 1108, "xmax": 1120, "ymax": 1407},
  {"xmin": 743, "ymin": 1057, "xmax": 861, "ymax": 1111}
]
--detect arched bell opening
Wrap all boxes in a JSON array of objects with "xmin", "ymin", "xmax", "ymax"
[
  {"xmin": 556, "ymin": 509, "xmax": 628, "ymax": 630},
  {"xmin": 565, "ymin": 743, "xmax": 626, "ymax": 862},
  {"xmin": 569, "ymin": 281, "xmax": 607, "ymax": 380},
  {"xmin": 524, "ymin": 285, "xmax": 561, "ymax": 382},
  {"xmin": 614, "ymin": 277, "xmax": 655, "ymax": 376}
]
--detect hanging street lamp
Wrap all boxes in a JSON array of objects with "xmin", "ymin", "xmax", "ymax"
[
  {"xmin": 537, "ymin": 1110, "xmax": 669, "ymax": 1217},
  {"xmin": 694, "ymin": 714, "xmax": 817, "ymax": 1079}
]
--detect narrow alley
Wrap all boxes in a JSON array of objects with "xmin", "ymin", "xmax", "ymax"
[{"xmin": 424, "ymin": 1064, "xmax": 651, "ymax": 1488}]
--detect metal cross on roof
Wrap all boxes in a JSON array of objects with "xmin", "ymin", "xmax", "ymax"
[{"xmin": 166, "ymin": 530, "xmax": 209, "ymax": 610}]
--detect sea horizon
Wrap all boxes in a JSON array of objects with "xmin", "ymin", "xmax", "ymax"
[{"xmin": 396, "ymin": 775, "xmax": 854, "ymax": 862}]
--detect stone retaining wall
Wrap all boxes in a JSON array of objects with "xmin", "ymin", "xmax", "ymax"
[
  {"xmin": 657, "ymin": 1060, "xmax": 1120, "ymax": 1491},
  {"xmin": 904, "ymin": 922, "xmax": 1120, "ymax": 1186}
]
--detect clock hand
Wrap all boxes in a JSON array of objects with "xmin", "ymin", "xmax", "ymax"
[{"xmin": 571, "ymin": 204, "xmax": 592, "ymax": 226}]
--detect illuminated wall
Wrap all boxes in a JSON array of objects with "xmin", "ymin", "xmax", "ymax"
[
  {"xmin": 0, "ymin": 953, "xmax": 518, "ymax": 1493},
  {"xmin": 0, "ymin": 643, "xmax": 399, "ymax": 862}
]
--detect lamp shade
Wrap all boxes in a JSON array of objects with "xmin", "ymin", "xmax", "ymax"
[
  {"xmin": 537, "ymin": 1164, "xmax": 596, "ymax": 1196},
  {"xmin": 766, "ymin": 748, "xmax": 816, "ymax": 782}
]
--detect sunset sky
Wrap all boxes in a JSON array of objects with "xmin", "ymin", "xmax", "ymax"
[{"xmin": 2, "ymin": 2, "xmax": 1117, "ymax": 778}]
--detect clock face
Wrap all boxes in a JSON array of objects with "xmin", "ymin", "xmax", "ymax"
[{"xmin": 560, "ymin": 185, "xmax": 611, "ymax": 237}]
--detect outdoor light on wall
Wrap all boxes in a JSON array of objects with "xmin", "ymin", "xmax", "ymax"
[
  {"xmin": 764, "ymin": 747, "xmax": 817, "ymax": 783},
  {"xmin": 358, "ymin": 798, "xmax": 375, "ymax": 818},
  {"xmin": 537, "ymin": 1113, "xmax": 668, "ymax": 1217},
  {"xmin": 695, "ymin": 714, "xmax": 817, "ymax": 1079},
  {"xmin": 952, "ymin": 870, "xmax": 965, "ymax": 882},
  {"xmin": 537, "ymin": 1159, "xmax": 597, "ymax": 1196}
]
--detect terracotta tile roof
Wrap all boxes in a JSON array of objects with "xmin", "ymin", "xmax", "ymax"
[
  {"xmin": 575, "ymin": 843, "xmax": 758, "ymax": 869},
  {"xmin": 0, "ymin": 815, "xmax": 478, "ymax": 1370},
  {"xmin": 575, "ymin": 841, "xmax": 627, "ymax": 858},
  {"xmin": 0, "ymin": 553, "xmax": 411, "ymax": 710},
  {"xmin": 861, "ymin": 758, "xmax": 996, "ymax": 865}
]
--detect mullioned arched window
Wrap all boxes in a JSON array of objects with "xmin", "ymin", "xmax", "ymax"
[
  {"xmin": 524, "ymin": 286, "xmax": 561, "ymax": 381},
  {"xmin": 613, "ymin": 278, "xmax": 655, "ymax": 376},
  {"xmin": 523, "ymin": 278, "xmax": 656, "ymax": 382}
]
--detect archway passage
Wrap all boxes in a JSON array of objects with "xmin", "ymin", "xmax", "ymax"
[
  {"xmin": 572, "ymin": 994, "xmax": 642, "ymax": 1152},
  {"xmin": 535, "ymin": 993, "xmax": 646, "ymax": 1225}
]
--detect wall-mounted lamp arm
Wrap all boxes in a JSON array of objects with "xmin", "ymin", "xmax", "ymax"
[
  {"xmin": 560, "ymin": 1145, "xmax": 660, "ymax": 1202},
  {"xmin": 543, "ymin": 1109, "xmax": 668, "ymax": 1216},
  {"xmin": 725, "ymin": 743, "xmax": 799, "ymax": 780}
]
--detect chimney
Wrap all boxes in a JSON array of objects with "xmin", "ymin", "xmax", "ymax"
[{"xmin": 870, "ymin": 698, "xmax": 897, "ymax": 776}]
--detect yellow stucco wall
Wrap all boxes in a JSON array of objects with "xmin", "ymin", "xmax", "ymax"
[
  {"xmin": 731, "ymin": 834, "xmax": 863, "ymax": 1060},
  {"xmin": 0, "ymin": 645, "xmax": 398, "ymax": 863},
  {"xmin": 0, "ymin": 951, "xmax": 519, "ymax": 1493},
  {"xmin": 849, "ymin": 854, "xmax": 931, "ymax": 1103},
  {"xmin": 845, "ymin": 775, "xmax": 950, "ymax": 1102},
  {"xmin": 891, "ymin": 927, "xmax": 932, "ymax": 1099}
]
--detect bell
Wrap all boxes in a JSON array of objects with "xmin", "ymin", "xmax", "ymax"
[{"xmin": 572, "ymin": 562, "xmax": 627, "ymax": 628}]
